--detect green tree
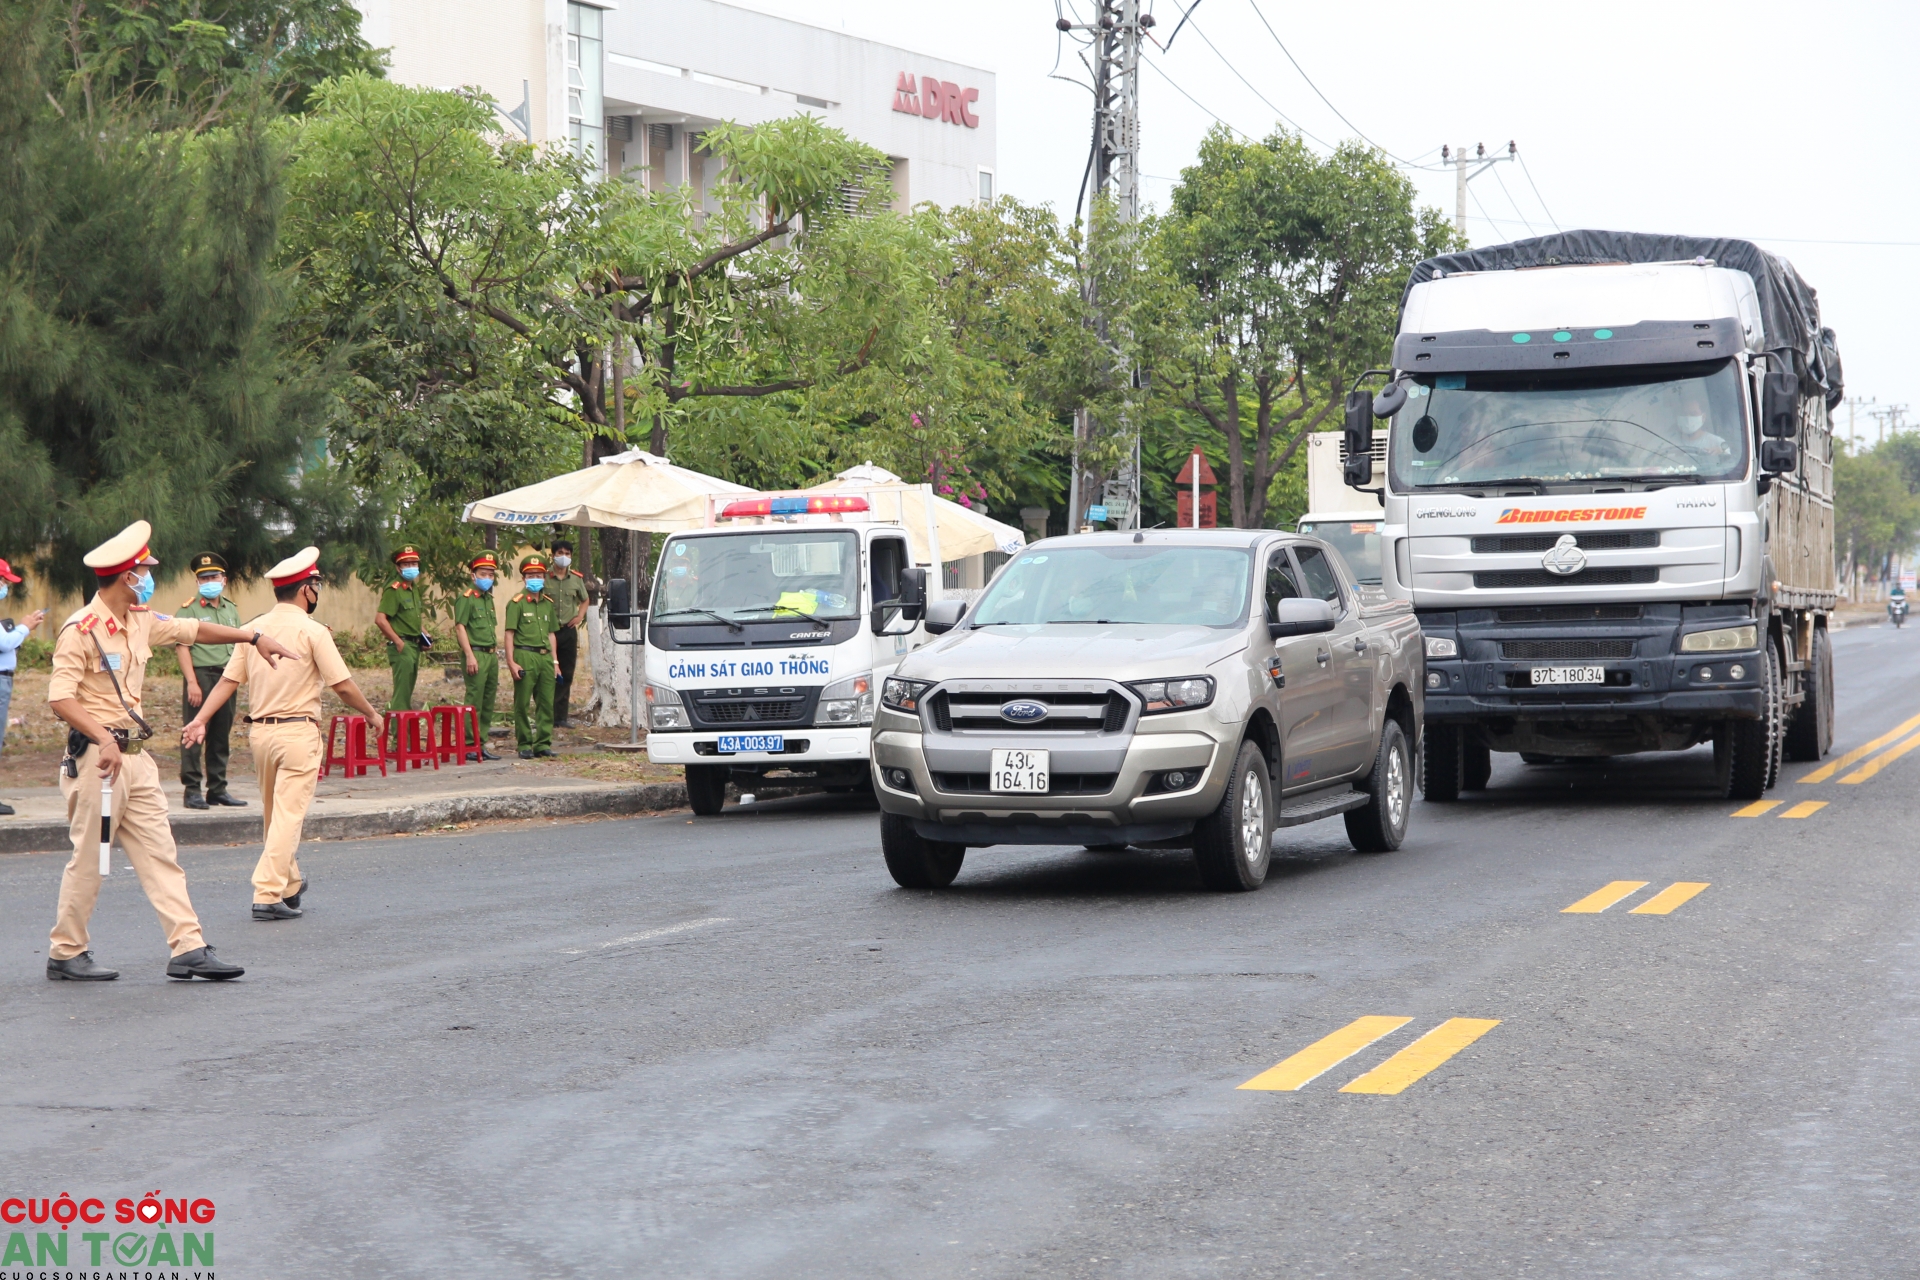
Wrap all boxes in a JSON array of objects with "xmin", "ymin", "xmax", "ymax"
[
  {"xmin": 1836, "ymin": 439, "xmax": 1920, "ymax": 584},
  {"xmin": 1154, "ymin": 127, "xmax": 1457, "ymax": 528}
]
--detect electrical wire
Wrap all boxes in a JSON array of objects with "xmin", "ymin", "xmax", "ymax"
[
  {"xmin": 1140, "ymin": 56, "xmax": 1251, "ymax": 140},
  {"xmin": 1516, "ymin": 150, "xmax": 1561, "ymax": 232},
  {"xmin": 1490, "ymin": 166, "xmax": 1537, "ymax": 238},
  {"xmin": 1244, "ymin": 0, "xmax": 1424, "ymax": 166},
  {"xmin": 1172, "ymin": 6, "xmax": 1340, "ymax": 150}
]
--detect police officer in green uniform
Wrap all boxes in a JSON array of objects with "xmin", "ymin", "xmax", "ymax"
[
  {"xmin": 545, "ymin": 539, "xmax": 590, "ymax": 727},
  {"xmin": 375, "ymin": 545, "xmax": 426, "ymax": 711},
  {"xmin": 174, "ymin": 552, "xmax": 246, "ymax": 811},
  {"xmin": 506, "ymin": 554, "xmax": 561, "ymax": 758},
  {"xmin": 453, "ymin": 552, "xmax": 502, "ymax": 761}
]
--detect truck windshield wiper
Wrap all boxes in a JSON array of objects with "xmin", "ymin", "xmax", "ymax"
[
  {"xmin": 650, "ymin": 608, "xmax": 744, "ymax": 632},
  {"xmin": 739, "ymin": 603, "xmax": 831, "ymax": 626},
  {"xmin": 1613, "ymin": 473, "xmax": 1706, "ymax": 487},
  {"xmin": 1413, "ymin": 479, "xmax": 1550, "ymax": 494}
]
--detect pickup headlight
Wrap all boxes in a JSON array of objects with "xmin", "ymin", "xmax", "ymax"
[
  {"xmin": 1127, "ymin": 676, "xmax": 1215, "ymax": 714},
  {"xmin": 817, "ymin": 672, "xmax": 874, "ymax": 726},
  {"xmin": 1681, "ymin": 624, "xmax": 1758, "ymax": 653},
  {"xmin": 644, "ymin": 682, "xmax": 688, "ymax": 731},
  {"xmin": 881, "ymin": 676, "xmax": 931, "ymax": 713},
  {"xmin": 1424, "ymin": 636, "xmax": 1459, "ymax": 658}
]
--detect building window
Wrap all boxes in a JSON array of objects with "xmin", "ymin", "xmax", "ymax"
[
  {"xmin": 978, "ymin": 168, "xmax": 994, "ymax": 203},
  {"xmin": 567, "ymin": 4, "xmax": 604, "ymax": 163}
]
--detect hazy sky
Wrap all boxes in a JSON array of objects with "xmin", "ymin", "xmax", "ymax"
[{"xmin": 732, "ymin": 0, "xmax": 1915, "ymax": 446}]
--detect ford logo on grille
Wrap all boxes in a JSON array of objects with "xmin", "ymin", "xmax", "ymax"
[{"xmin": 999, "ymin": 699, "xmax": 1049, "ymax": 723}]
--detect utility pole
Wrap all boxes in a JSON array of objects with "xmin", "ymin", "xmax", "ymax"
[
  {"xmin": 1868, "ymin": 403, "xmax": 1909, "ymax": 445},
  {"xmin": 1844, "ymin": 395, "xmax": 1876, "ymax": 453},
  {"xmin": 1059, "ymin": 0, "xmax": 1147, "ymax": 531},
  {"xmin": 1444, "ymin": 141, "xmax": 1518, "ymax": 239}
]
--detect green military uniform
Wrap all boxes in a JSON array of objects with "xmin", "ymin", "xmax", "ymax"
[
  {"xmin": 454, "ymin": 586, "xmax": 499, "ymax": 741},
  {"xmin": 506, "ymin": 557, "xmax": 560, "ymax": 756},
  {"xmin": 175, "ymin": 579, "xmax": 241, "ymax": 802},
  {"xmin": 378, "ymin": 547, "xmax": 426, "ymax": 710},
  {"xmin": 544, "ymin": 563, "xmax": 590, "ymax": 726}
]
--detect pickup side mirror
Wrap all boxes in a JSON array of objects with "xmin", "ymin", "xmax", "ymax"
[
  {"xmin": 1269, "ymin": 597, "xmax": 1337, "ymax": 638},
  {"xmin": 1343, "ymin": 390, "xmax": 1374, "ymax": 487},
  {"xmin": 1761, "ymin": 370, "xmax": 1800, "ymax": 438},
  {"xmin": 1761, "ymin": 438, "xmax": 1799, "ymax": 474},
  {"xmin": 608, "ymin": 578, "xmax": 631, "ymax": 631},
  {"xmin": 923, "ymin": 598, "xmax": 966, "ymax": 635}
]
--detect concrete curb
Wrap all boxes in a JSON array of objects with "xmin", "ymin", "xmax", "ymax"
[{"xmin": 0, "ymin": 781, "xmax": 691, "ymax": 856}]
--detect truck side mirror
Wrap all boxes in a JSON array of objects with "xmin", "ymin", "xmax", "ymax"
[
  {"xmin": 1268, "ymin": 597, "xmax": 1337, "ymax": 638},
  {"xmin": 608, "ymin": 578, "xmax": 631, "ymax": 631},
  {"xmin": 1343, "ymin": 390, "xmax": 1373, "ymax": 487},
  {"xmin": 1761, "ymin": 438, "xmax": 1798, "ymax": 474},
  {"xmin": 1762, "ymin": 370, "xmax": 1800, "ymax": 438},
  {"xmin": 922, "ymin": 598, "xmax": 966, "ymax": 636},
  {"xmin": 895, "ymin": 566, "xmax": 928, "ymax": 619}
]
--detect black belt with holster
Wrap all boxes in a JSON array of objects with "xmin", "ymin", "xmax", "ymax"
[
  {"xmin": 245, "ymin": 715, "xmax": 317, "ymax": 725},
  {"xmin": 515, "ymin": 644, "xmax": 548, "ymax": 653}
]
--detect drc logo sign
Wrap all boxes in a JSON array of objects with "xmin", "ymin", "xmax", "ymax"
[{"xmin": 892, "ymin": 73, "xmax": 981, "ymax": 127}]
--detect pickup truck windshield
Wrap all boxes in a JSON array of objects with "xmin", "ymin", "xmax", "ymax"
[
  {"xmin": 970, "ymin": 545, "xmax": 1253, "ymax": 627},
  {"xmin": 652, "ymin": 529, "xmax": 860, "ymax": 623},
  {"xmin": 1388, "ymin": 358, "xmax": 1747, "ymax": 491},
  {"xmin": 1297, "ymin": 520, "xmax": 1382, "ymax": 584}
]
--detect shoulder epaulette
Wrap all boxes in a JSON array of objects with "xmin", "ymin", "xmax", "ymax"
[
  {"xmin": 129, "ymin": 604, "xmax": 149, "ymax": 612},
  {"xmin": 390, "ymin": 580, "xmax": 404, "ymax": 589},
  {"xmin": 76, "ymin": 612, "xmax": 99, "ymax": 634},
  {"xmin": 179, "ymin": 599, "xmax": 196, "ymax": 610},
  {"xmin": 463, "ymin": 588, "xmax": 480, "ymax": 597}
]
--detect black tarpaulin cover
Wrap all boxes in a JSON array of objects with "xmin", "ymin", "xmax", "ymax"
[{"xmin": 1403, "ymin": 231, "xmax": 1843, "ymax": 406}]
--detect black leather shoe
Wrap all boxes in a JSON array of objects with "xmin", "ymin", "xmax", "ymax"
[
  {"xmin": 518, "ymin": 750, "xmax": 534, "ymax": 759},
  {"xmin": 554, "ymin": 718, "xmax": 572, "ymax": 728},
  {"xmin": 0, "ymin": 800, "xmax": 15, "ymax": 816},
  {"xmin": 183, "ymin": 793, "xmax": 208, "ymax": 810},
  {"xmin": 47, "ymin": 952, "xmax": 118, "ymax": 981},
  {"xmin": 208, "ymin": 792, "xmax": 248, "ymax": 807},
  {"xmin": 166, "ymin": 946, "xmax": 244, "ymax": 980},
  {"xmin": 535, "ymin": 748, "xmax": 555, "ymax": 757},
  {"xmin": 284, "ymin": 880, "xmax": 307, "ymax": 909},
  {"xmin": 480, "ymin": 749, "xmax": 500, "ymax": 761},
  {"xmin": 252, "ymin": 901, "xmax": 302, "ymax": 921}
]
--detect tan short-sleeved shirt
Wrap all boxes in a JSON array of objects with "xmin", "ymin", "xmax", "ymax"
[
  {"xmin": 48, "ymin": 595, "xmax": 201, "ymax": 730},
  {"xmin": 221, "ymin": 602, "xmax": 351, "ymax": 722}
]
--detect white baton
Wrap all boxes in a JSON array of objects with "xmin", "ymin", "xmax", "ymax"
[{"xmin": 98, "ymin": 774, "xmax": 112, "ymax": 877}]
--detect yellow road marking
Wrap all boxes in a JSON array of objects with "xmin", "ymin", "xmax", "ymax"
[
  {"xmin": 1561, "ymin": 880, "xmax": 1649, "ymax": 913},
  {"xmin": 1800, "ymin": 711, "xmax": 1920, "ymax": 783},
  {"xmin": 1628, "ymin": 882, "xmax": 1710, "ymax": 915},
  {"xmin": 1340, "ymin": 1018, "xmax": 1501, "ymax": 1095},
  {"xmin": 1731, "ymin": 800, "xmax": 1782, "ymax": 818},
  {"xmin": 1838, "ymin": 731, "xmax": 1920, "ymax": 784},
  {"xmin": 1238, "ymin": 1016, "xmax": 1412, "ymax": 1091},
  {"xmin": 1780, "ymin": 800, "xmax": 1827, "ymax": 819}
]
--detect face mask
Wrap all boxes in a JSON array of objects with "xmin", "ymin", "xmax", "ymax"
[
  {"xmin": 133, "ymin": 571, "xmax": 155, "ymax": 605},
  {"xmin": 400, "ymin": 565, "xmax": 420, "ymax": 581},
  {"xmin": 0, "ymin": 584, "xmax": 8, "ymax": 601},
  {"xmin": 1679, "ymin": 415, "xmax": 1704, "ymax": 431},
  {"xmin": 525, "ymin": 578, "xmax": 545, "ymax": 594},
  {"xmin": 198, "ymin": 580, "xmax": 223, "ymax": 600},
  {"xmin": 474, "ymin": 576, "xmax": 494, "ymax": 592},
  {"xmin": 304, "ymin": 588, "xmax": 319, "ymax": 615},
  {"xmin": 553, "ymin": 555, "xmax": 571, "ymax": 569}
]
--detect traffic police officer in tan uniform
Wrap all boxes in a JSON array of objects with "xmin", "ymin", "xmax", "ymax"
[
  {"xmin": 46, "ymin": 521, "xmax": 295, "ymax": 981},
  {"xmin": 183, "ymin": 547, "xmax": 387, "ymax": 919}
]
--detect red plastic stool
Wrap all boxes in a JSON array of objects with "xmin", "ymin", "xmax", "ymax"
[
  {"xmin": 324, "ymin": 714, "xmax": 387, "ymax": 779},
  {"xmin": 432, "ymin": 704, "xmax": 480, "ymax": 765},
  {"xmin": 384, "ymin": 709, "xmax": 438, "ymax": 772}
]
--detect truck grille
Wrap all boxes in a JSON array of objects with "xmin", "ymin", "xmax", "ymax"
[
  {"xmin": 1472, "ymin": 531, "xmax": 1661, "ymax": 553},
  {"xmin": 1474, "ymin": 567, "xmax": 1660, "ymax": 589},
  {"xmin": 1500, "ymin": 639, "xmax": 1637, "ymax": 661},
  {"xmin": 686, "ymin": 687, "xmax": 819, "ymax": 727},
  {"xmin": 930, "ymin": 690, "xmax": 1129, "ymax": 733},
  {"xmin": 1498, "ymin": 605, "xmax": 1643, "ymax": 623},
  {"xmin": 932, "ymin": 772, "xmax": 1119, "ymax": 796}
]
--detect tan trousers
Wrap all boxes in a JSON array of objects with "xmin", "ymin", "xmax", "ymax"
[
  {"xmin": 52, "ymin": 745, "xmax": 206, "ymax": 960},
  {"xmin": 251, "ymin": 721, "xmax": 321, "ymax": 904}
]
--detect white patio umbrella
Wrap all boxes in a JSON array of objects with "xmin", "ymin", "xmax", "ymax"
[
  {"xmin": 461, "ymin": 448, "xmax": 753, "ymax": 532},
  {"xmin": 802, "ymin": 463, "xmax": 1027, "ymax": 564}
]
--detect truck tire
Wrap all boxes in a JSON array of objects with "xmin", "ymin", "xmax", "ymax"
[
  {"xmin": 1763, "ymin": 643, "xmax": 1785, "ymax": 790},
  {"xmin": 1462, "ymin": 735, "xmax": 1492, "ymax": 791},
  {"xmin": 880, "ymin": 812, "xmax": 966, "ymax": 888},
  {"xmin": 1783, "ymin": 626, "xmax": 1834, "ymax": 761},
  {"xmin": 1191, "ymin": 740, "xmax": 1273, "ymax": 892},
  {"xmin": 1346, "ymin": 720, "xmax": 1412, "ymax": 853},
  {"xmin": 1718, "ymin": 646, "xmax": 1781, "ymax": 800},
  {"xmin": 686, "ymin": 764, "xmax": 729, "ymax": 816},
  {"xmin": 1421, "ymin": 723, "xmax": 1463, "ymax": 802}
]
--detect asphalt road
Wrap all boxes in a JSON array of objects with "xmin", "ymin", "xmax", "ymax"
[{"xmin": 4, "ymin": 622, "xmax": 1918, "ymax": 1278}]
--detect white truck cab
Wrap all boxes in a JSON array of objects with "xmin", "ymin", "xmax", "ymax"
[{"xmin": 641, "ymin": 494, "xmax": 938, "ymax": 814}]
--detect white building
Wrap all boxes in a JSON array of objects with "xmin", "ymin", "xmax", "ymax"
[{"xmin": 354, "ymin": 0, "xmax": 996, "ymax": 208}]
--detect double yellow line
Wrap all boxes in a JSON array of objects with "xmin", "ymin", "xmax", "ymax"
[{"xmin": 1800, "ymin": 711, "xmax": 1920, "ymax": 785}]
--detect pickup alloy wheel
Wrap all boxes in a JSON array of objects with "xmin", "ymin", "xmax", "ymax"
[
  {"xmin": 1192, "ymin": 740, "xmax": 1274, "ymax": 892},
  {"xmin": 880, "ymin": 812, "xmax": 966, "ymax": 889},
  {"xmin": 1347, "ymin": 720, "xmax": 1412, "ymax": 853}
]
